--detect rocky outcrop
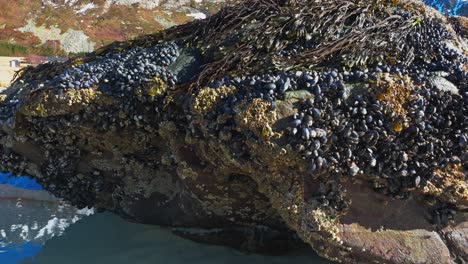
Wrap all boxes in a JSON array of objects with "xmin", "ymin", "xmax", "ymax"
[
  {"xmin": 0, "ymin": 0, "xmax": 467, "ymax": 263},
  {"xmin": 18, "ymin": 19, "xmax": 96, "ymax": 54},
  {"xmin": 0, "ymin": 0, "xmax": 229, "ymax": 54}
]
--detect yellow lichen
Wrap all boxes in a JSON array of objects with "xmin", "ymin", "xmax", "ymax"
[
  {"xmin": 372, "ymin": 73, "xmax": 414, "ymax": 117},
  {"xmin": 422, "ymin": 165, "xmax": 468, "ymax": 205},
  {"xmin": 192, "ymin": 86, "xmax": 236, "ymax": 115},
  {"xmin": 20, "ymin": 88, "xmax": 114, "ymax": 117},
  {"xmin": 235, "ymin": 98, "xmax": 278, "ymax": 140},
  {"xmin": 20, "ymin": 93, "xmax": 49, "ymax": 117},
  {"xmin": 310, "ymin": 208, "xmax": 339, "ymax": 241},
  {"xmin": 72, "ymin": 58, "xmax": 85, "ymax": 66},
  {"xmin": 176, "ymin": 161, "xmax": 199, "ymax": 180},
  {"xmin": 65, "ymin": 88, "xmax": 97, "ymax": 106},
  {"xmin": 145, "ymin": 77, "xmax": 166, "ymax": 97},
  {"xmin": 312, "ymin": 209, "xmax": 334, "ymax": 230},
  {"xmin": 33, "ymin": 97, "xmax": 48, "ymax": 117}
]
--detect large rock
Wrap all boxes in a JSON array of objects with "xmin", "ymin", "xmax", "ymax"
[{"xmin": 0, "ymin": 0, "xmax": 467, "ymax": 263}]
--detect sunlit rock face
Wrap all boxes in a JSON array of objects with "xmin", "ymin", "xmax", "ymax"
[{"xmin": 0, "ymin": 0, "xmax": 230, "ymax": 54}]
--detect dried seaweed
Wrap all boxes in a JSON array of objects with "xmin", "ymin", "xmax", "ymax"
[{"xmin": 169, "ymin": 0, "xmax": 428, "ymax": 91}]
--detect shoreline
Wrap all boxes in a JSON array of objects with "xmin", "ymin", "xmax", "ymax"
[{"xmin": 0, "ymin": 56, "xmax": 28, "ymax": 89}]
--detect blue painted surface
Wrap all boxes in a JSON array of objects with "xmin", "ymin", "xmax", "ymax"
[
  {"xmin": 0, "ymin": 173, "xmax": 44, "ymax": 263},
  {"xmin": 0, "ymin": 243, "xmax": 43, "ymax": 264},
  {"xmin": 0, "ymin": 173, "xmax": 43, "ymax": 191},
  {"xmin": 422, "ymin": 0, "xmax": 468, "ymax": 16},
  {"xmin": 450, "ymin": 0, "xmax": 468, "ymax": 16},
  {"xmin": 425, "ymin": 0, "xmax": 445, "ymax": 13}
]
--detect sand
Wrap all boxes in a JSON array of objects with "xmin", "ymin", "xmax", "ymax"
[{"xmin": 0, "ymin": 56, "xmax": 27, "ymax": 89}]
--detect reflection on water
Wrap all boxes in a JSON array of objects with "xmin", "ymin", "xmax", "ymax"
[
  {"xmin": 0, "ymin": 182, "xmax": 93, "ymax": 264},
  {"xmin": 0, "ymin": 192, "xmax": 93, "ymax": 246},
  {"xmin": 22, "ymin": 212, "xmax": 330, "ymax": 264},
  {"xmin": 0, "ymin": 175, "xmax": 330, "ymax": 264}
]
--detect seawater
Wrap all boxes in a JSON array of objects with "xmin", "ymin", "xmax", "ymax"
[
  {"xmin": 0, "ymin": 173, "xmax": 329, "ymax": 264},
  {"xmin": 21, "ymin": 213, "xmax": 330, "ymax": 264}
]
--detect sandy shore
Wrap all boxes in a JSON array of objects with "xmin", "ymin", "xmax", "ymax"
[{"xmin": 0, "ymin": 56, "xmax": 27, "ymax": 89}]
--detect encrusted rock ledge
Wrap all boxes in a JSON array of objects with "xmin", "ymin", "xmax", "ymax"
[{"xmin": 0, "ymin": 0, "xmax": 467, "ymax": 263}]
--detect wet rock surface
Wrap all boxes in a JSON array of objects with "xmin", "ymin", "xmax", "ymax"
[{"xmin": 0, "ymin": 0, "xmax": 467, "ymax": 263}]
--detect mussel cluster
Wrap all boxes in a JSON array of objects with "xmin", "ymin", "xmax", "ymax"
[
  {"xmin": 0, "ymin": 1, "xmax": 466, "ymax": 219},
  {"xmin": 0, "ymin": 43, "xmax": 181, "ymax": 209},
  {"xmin": 200, "ymin": 16, "xmax": 467, "ymax": 201},
  {"xmin": 45, "ymin": 42, "xmax": 179, "ymax": 95}
]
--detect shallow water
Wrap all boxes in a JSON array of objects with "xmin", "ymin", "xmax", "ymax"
[
  {"xmin": 0, "ymin": 175, "xmax": 329, "ymax": 264},
  {"xmin": 20, "ymin": 212, "xmax": 330, "ymax": 264}
]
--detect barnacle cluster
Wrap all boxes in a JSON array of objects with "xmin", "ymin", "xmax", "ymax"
[
  {"xmin": 0, "ymin": 42, "xmax": 181, "ymax": 209},
  {"xmin": 182, "ymin": 0, "xmax": 467, "ymax": 218}
]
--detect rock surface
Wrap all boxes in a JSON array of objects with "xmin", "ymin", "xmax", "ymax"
[
  {"xmin": 0, "ymin": 0, "xmax": 467, "ymax": 263},
  {"xmin": 0, "ymin": 0, "xmax": 229, "ymax": 54}
]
